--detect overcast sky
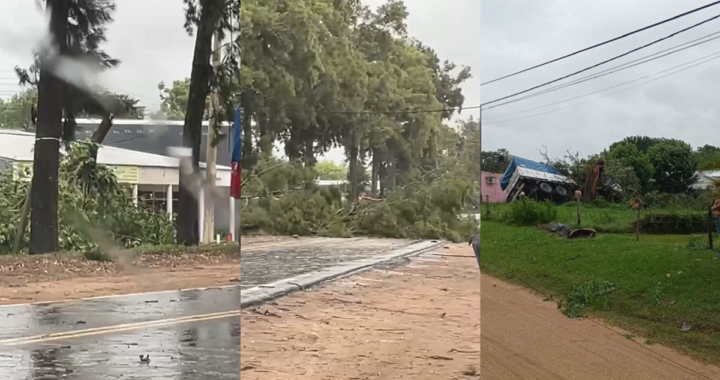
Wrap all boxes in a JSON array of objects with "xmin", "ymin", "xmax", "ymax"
[
  {"xmin": 0, "ymin": 0, "xmax": 196, "ymax": 111},
  {"xmin": 481, "ymin": 0, "xmax": 720, "ymax": 162}
]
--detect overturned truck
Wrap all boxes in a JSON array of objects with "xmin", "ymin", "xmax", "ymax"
[{"xmin": 501, "ymin": 156, "xmax": 576, "ymax": 203}]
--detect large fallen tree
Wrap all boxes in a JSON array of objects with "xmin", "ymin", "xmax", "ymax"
[{"xmin": 240, "ymin": 155, "xmax": 479, "ymax": 242}]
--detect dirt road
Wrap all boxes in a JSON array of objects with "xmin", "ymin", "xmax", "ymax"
[
  {"xmin": 481, "ymin": 275, "xmax": 720, "ymax": 380},
  {"xmin": 240, "ymin": 244, "xmax": 481, "ymax": 380},
  {"xmin": 0, "ymin": 247, "xmax": 240, "ymax": 305}
]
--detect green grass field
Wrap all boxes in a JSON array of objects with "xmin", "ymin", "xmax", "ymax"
[{"xmin": 482, "ymin": 219, "xmax": 720, "ymax": 365}]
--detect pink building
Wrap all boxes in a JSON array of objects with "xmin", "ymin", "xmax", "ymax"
[{"xmin": 481, "ymin": 171, "xmax": 506, "ymax": 203}]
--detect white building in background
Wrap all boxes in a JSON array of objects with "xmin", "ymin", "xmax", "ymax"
[
  {"xmin": 0, "ymin": 129, "xmax": 236, "ymax": 238},
  {"xmin": 691, "ymin": 170, "xmax": 720, "ymax": 190}
]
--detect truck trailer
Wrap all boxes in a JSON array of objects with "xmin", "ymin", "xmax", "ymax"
[{"xmin": 500, "ymin": 156, "xmax": 576, "ymax": 203}]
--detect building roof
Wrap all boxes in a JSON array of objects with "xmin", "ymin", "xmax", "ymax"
[
  {"xmin": 697, "ymin": 170, "xmax": 720, "ymax": 179},
  {"xmin": 75, "ymin": 118, "xmax": 232, "ymax": 127},
  {"xmin": 0, "ymin": 129, "xmax": 230, "ymax": 170}
]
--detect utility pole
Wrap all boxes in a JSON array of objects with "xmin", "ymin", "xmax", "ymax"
[
  {"xmin": 203, "ymin": 30, "xmax": 222, "ymax": 244},
  {"xmin": 476, "ymin": 111, "xmax": 482, "ymax": 270}
]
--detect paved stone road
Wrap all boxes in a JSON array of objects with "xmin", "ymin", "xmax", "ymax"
[{"xmin": 239, "ymin": 238, "xmax": 418, "ymax": 287}]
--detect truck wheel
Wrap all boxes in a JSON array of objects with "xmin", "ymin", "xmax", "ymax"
[
  {"xmin": 555, "ymin": 185, "xmax": 569, "ymax": 197},
  {"xmin": 538, "ymin": 182, "xmax": 553, "ymax": 194}
]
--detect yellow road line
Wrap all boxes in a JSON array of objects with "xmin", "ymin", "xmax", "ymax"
[{"xmin": 0, "ymin": 310, "xmax": 241, "ymax": 346}]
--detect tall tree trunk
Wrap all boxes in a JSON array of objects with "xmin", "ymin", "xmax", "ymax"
[
  {"xmin": 90, "ymin": 114, "xmax": 114, "ymax": 143},
  {"xmin": 348, "ymin": 127, "xmax": 360, "ymax": 202},
  {"xmin": 29, "ymin": 0, "xmax": 69, "ymax": 254},
  {"xmin": 257, "ymin": 108, "xmax": 274, "ymax": 156},
  {"xmin": 241, "ymin": 100, "xmax": 254, "ymax": 170},
  {"xmin": 303, "ymin": 140, "xmax": 316, "ymax": 168},
  {"xmin": 371, "ymin": 149, "xmax": 379, "ymax": 197},
  {"xmin": 176, "ymin": 0, "xmax": 222, "ymax": 246}
]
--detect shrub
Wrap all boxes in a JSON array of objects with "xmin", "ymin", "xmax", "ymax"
[
  {"xmin": 562, "ymin": 280, "xmax": 616, "ymax": 318},
  {"xmin": 501, "ymin": 199, "xmax": 558, "ymax": 226},
  {"xmin": 633, "ymin": 212, "xmax": 708, "ymax": 234},
  {"xmin": 687, "ymin": 234, "xmax": 710, "ymax": 250},
  {"xmin": 0, "ymin": 141, "xmax": 175, "ymax": 254}
]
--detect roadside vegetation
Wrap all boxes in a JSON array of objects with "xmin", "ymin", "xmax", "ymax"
[{"xmin": 482, "ymin": 137, "xmax": 720, "ymax": 365}]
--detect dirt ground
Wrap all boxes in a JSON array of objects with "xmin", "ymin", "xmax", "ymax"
[
  {"xmin": 0, "ymin": 247, "xmax": 240, "ymax": 305},
  {"xmin": 240, "ymin": 244, "xmax": 481, "ymax": 380},
  {"xmin": 482, "ymin": 274, "xmax": 720, "ymax": 380},
  {"xmin": 0, "ymin": 235, "xmax": 289, "ymax": 306}
]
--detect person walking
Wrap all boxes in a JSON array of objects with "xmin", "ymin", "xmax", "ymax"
[{"xmin": 713, "ymin": 199, "xmax": 720, "ymax": 234}]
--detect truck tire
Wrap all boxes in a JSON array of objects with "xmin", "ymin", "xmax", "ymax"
[
  {"xmin": 538, "ymin": 182, "xmax": 553, "ymax": 194},
  {"xmin": 555, "ymin": 185, "xmax": 569, "ymax": 197}
]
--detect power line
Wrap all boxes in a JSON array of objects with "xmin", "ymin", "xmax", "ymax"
[
  {"xmin": 481, "ymin": 0, "xmax": 720, "ymax": 85},
  {"xmin": 484, "ymin": 29, "xmax": 720, "ymax": 112},
  {"xmin": 481, "ymin": 11, "xmax": 720, "ymax": 108},
  {"xmin": 309, "ymin": 105, "xmax": 481, "ymax": 115},
  {"xmin": 483, "ymin": 49, "xmax": 720, "ymax": 125}
]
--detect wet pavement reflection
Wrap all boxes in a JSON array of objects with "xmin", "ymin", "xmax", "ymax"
[
  {"xmin": 240, "ymin": 238, "xmax": 415, "ymax": 287},
  {"xmin": 0, "ymin": 287, "xmax": 240, "ymax": 379}
]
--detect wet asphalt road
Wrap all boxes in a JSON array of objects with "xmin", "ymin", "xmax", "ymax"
[
  {"xmin": 0, "ymin": 287, "xmax": 240, "ymax": 379},
  {"xmin": 240, "ymin": 238, "xmax": 416, "ymax": 287},
  {"xmin": 0, "ymin": 238, "xmax": 417, "ymax": 379}
]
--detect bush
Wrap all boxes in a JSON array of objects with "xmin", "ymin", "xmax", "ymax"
[
  {"xmin": 642, "ymin": 190, "xmax": 714, "ymax": 211},
  {"xmin": 501, "ymin": 199, "xmax": 558, "ymax": 226},
  {"xmin": 633, "ymin": 212, "xmax": 708, "ymax": 234},
  {"xmin": 562, "ymin": 280, "xmax": 616, "ymax": 318},
  {"xmin": 0, "ymin": 141, "xmax": 175, "ymax": 254},
  {"xmin": 687, "ymin": 234, "xmax": 710, "ymax": 250}
]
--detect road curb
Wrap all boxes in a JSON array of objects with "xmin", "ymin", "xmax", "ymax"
[{"xmin": 240, "ymin": 240, "xmax": 445, "ymax": 309}]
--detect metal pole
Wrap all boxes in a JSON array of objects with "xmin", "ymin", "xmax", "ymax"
[
  {"xmin": 229, "ymin": 195, "xmax": 236, "ymax": 242},
  {"xmin": 198, "ymin": 186, "xmax": 205, "ymax": 243},
  {"xmin": 476, "ymin": 111, "xmax": 482, "ymax": 270}
]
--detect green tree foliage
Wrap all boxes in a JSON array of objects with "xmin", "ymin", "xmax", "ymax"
[
  {"xmin": 647, "ymin": 139, "xmax": 697, "ymax": 193},
  {"xmin": 0, "ymin": 141, "xmax": 174, "ymax": 254},
  {"xmin": 610, "ymin": 136, "xmax": 662, "ymax": 154},
  {"xmin": 481, "ymin": 148, "xmax": 511, "ymax": 174},
  {"xmin": 315, "ymin": 161, "xmax": 347, "ymax": 180},
  {"xmin": 241, "ymin": 0, "xmax": 471, "ymax": 192},
  {"xmin": 608, "ymin": 141, "xmax": 653, "ymax": 193},
  {"xmin": 238, "ymin": 0, "xmax": 478, "ymax": 241},
  {"xmin": 0, "ymin": 89, "xmax": 37, "ymax": 130},
  {"xmin": 695, "ymin": 144, "xmax": 720, "ymax": 171},
  {"xmin": 157, "ymin": 79, "xmax": 191, "ymax": 120}
]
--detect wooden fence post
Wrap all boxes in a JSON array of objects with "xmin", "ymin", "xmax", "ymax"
[
  {"xmin": 708, "ymin": 204, "xmax": 714, "ymax": 250},
  {"xmin": 636, "ymin": 206, "xmax": 641, "ymax": 242}
]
